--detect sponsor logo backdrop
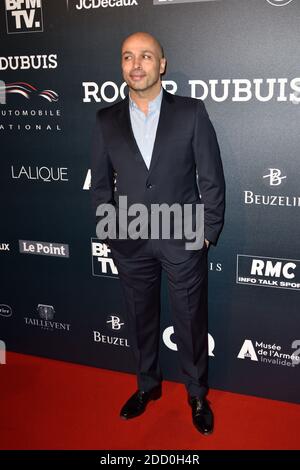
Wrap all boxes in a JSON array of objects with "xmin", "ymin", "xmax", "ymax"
[{"xmin": 1, "ymin": 0, "xmax": 299, "ymax": 403}]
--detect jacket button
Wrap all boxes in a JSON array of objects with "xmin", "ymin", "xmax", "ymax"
[{"xmin": 146, "ymin": 183, "xmax": 153, "ymax": 189}]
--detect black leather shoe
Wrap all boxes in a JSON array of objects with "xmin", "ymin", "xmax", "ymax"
[
  {"xmin": 188, "ymin": 396, "xmax": 214, "ymax": 435},
  {"xmin": 120, "ymin": 386, "xmax": 162, "ymax": 420}
]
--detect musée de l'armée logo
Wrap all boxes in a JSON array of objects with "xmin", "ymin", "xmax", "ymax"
[
  {"xmin": 236, "ymin": 255, "xmax": 300, "ymax": 291},
  {"xmin": 5, "ymin": 0, "xmax": 43, "ymax": 34},
  {"xmin": 237, "ymin": 339, "xmax": 300, "ymax": 369},
  {"xmin": 244, "ymin": 169, "xmax": 300, "ymax": 208},
  {"xmin": 0, "ymin": 54, "xmax": 57, "ymax": 71}
]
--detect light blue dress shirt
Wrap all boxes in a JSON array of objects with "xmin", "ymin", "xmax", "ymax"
[{"xmin": 129, "ymin": 88, "xmax": 163, "ymax": 169}]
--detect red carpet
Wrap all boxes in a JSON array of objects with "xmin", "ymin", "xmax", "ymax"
[{"xmin": 0, "ymin": 352, "xmax": 299, "ymax": 450}]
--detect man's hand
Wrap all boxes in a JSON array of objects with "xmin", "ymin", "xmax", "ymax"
[{"xmin": 205, "ymin": 239, "xmax": 210, "ymax": 249}]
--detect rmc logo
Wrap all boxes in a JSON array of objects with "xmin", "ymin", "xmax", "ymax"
[
  {"xmin": 263, "ymin": 168, "xmax": 287, "ymax": 187},
  {"xmin": 237, "ymin": 255, "xmax": 300, "ymax": 291}
]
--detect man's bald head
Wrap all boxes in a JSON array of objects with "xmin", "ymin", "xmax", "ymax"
[{"xmin": 122, "ymin": 32, "xmax": 165, "ymax": 59}]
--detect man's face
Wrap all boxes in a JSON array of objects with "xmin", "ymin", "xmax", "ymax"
[{"xmin": 121, "ymin": 34, "xmax": 166, "ymax": 95}]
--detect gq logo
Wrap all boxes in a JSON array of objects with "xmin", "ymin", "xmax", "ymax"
[
  {"xmin": 5, "ymin": 0, "xmax": 43, "ymax": 34},
  {"xmin": 266, "ymin": 1, "xmax": 293, "ymax": 5}
]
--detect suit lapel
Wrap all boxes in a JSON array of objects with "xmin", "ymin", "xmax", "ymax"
[
  {"xmin": 148, "ymin": 90, "xmax": 174, "ymax": 175},
  {"xmin": 116, "ymin": 90, "xmax": 174, "ymax": 174},
  {"xmin": 117, "ymin": 96, "xmax": 148, "ymax": 171}
]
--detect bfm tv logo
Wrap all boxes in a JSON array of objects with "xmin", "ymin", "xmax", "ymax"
[
  {"xmin": 91, "ymin": 239, "xmax": 118, "ymax": 278},
  {"xmin": 237, "ymin": 255, "xmax": 300, "ymax": 291},
  {"xmin": 5, "ymin": 0, "xmax": 43, "ymax": 34}
]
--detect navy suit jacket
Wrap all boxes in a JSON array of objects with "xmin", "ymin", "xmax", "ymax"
[{"xmin": 91, "ymin": 90, "xmax": 225, "ymax": 261}]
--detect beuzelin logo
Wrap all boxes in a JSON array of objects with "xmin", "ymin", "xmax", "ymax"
[
  {"xmin": 154, "ymin": 0, "xmax": 221, "ymax": 5},
  {"xmin": 263, "ymin": 168, "xmax": 287, "ymax": 187},
  {"xmin": 106, "ymin": 315, "xmax": 125, "ymax": 331},
  {"xmin": 0, "ymin": 243, "xmax": 10, "ymax": 252},
  {"xmin": 72, "ymin": 0, "xmax": 138, "ymax": 10}
]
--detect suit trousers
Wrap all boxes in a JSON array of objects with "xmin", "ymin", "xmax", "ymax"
[{"xmin": 110, "ymin": 239, "xmax": 209, "ymax": 399}]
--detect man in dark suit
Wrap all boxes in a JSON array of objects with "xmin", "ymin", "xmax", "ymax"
[{"xmin": 91, "ymin": 32, "xmax": 225, "ymax": 435}]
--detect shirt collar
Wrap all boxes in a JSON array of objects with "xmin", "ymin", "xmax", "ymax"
[{"xmin": 129, "ymin": 88, "xmax": 163, "ymax": 114}]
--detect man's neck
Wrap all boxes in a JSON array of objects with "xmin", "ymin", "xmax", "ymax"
[{"xmin": 129, "ymin": 85, "xmax": 162, "ymax": 115}]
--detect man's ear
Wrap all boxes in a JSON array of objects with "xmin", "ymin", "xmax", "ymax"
[{"xmin": 160, "ymin": 58, "xmax": 167, "ymax": 75}]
